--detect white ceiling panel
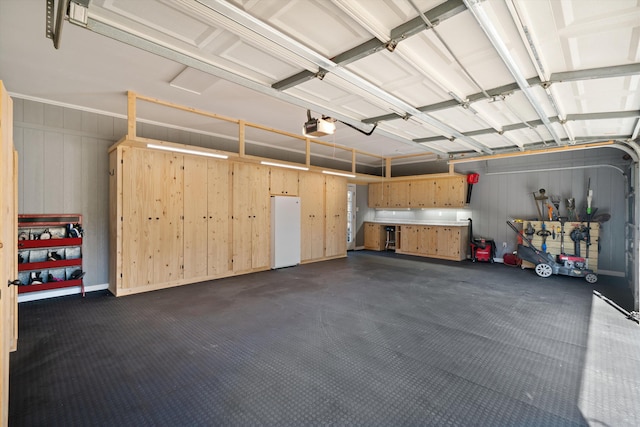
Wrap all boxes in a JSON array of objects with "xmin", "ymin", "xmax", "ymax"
[
  {"xmin": 553, "ymin": 77, "xmax": 640, "ymax": 114},
  {"xmin": 234, "ymin": 0, "xmax": 374, "ymax": 57},
  {"xmin": 0, "ymin": 0, "xmax": 637, "ymax": 166}
]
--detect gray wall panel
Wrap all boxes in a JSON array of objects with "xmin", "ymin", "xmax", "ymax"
[
  {"xmin": 63, "ymin": 107, "xmax": 82, "ymax": 131},
  {"xmin": 15, "ymin": 100, "xmax": 120, "ymax": 287},
  {"xmin": 63, "ymin": 134, "xmax": 83, "ymax": 213},
  {"xmin": 21, "ymin": 128, "xmax": 45, "ymax": 213},
  {"xmin": 43, "ymin": 131, "xmax": 64, "ymax": 213},
  {"xmin": 44, "ymin": 104, "xmax": 63, "ymax": 128}
]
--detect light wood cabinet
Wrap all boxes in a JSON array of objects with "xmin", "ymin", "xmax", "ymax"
[
  {"xmin": 183, "ymin": 156, "xmax": 208, "ymax": 279},
  {"xmin": 269, "ymin": 167, "xmax": 298, "ymax": 196},
  {"xmin": 121, "ymin": 148, "xmax": 184, "ymax": 288},
  {"xmin": 207, "ymin": 159, "xmax": 231, "ymax": 277},
  {"xmin": 435, "ymin": 227, "xmax": 462, "ymax": 259},
  {"xmin": 418, "ymin": 225, "xmax": 437, "ymax": 256},
  {"xmin": 368, "ymin": 176, "xmax": 466, "ymax": 208},
  {"xmin": 182, "ymin": 157, "xmax": 232, "ymax": 280},
  {"xmin": 300, "ymin": 172, "xmax": 325, "ymax": 262},
  {"xmin": 110, "ymin": 141, "xmax": 347, "ymax": 296},
  {"xmin": 324, "ymin": 175, "xmax": 347, "ymax": 258},
  {"xmin": 409, "ymin": 179, "xmax": 436, "ymax": 208},
  {"xmin": 368, "ymin": 182, "xmax": 387, "ymax": 207},
  {"xmin": 388, "ymin": 181, "xmax": 409, "ymax": 208},
  {"xmin": 364, "ymin": 223, "xmax": 384, "ymax": 250},
  {"xmin": 395, "ymin": 224, "xmax": 468, "ymax": 261},
  {"xmin": 400, "ymin": 225, "xmax": 419, "ymax": 254},
  {"xmin": 435, "ymin": 176, "xmax": 466, "ymax": 207},
  {"xmin": 232, "ymin": 163, "xmax": 270, "ymax": 273}
]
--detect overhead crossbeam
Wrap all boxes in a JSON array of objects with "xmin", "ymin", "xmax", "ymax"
[{"xmin": 271, "ymin": 0, "xmax": 467, "ymax": 91}]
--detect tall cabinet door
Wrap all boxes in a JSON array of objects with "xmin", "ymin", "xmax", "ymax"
[
  {"xmin": 151, "ymin": 151, "xmax": 183, "ymax": 284},
  {"xmin": 122, "ymin": 147, "xmax": 155, "ymax": 288},
  {"xmin": 325, "ymin": 175, "xmax": 347, "ymax": 258},
  {"xmin": 122, "ymin": 148, "xmax": 184, "ymax": 287},
  {"xmin": 0, "ymin": 81, "xmax": 17, "ymax": 424},
  {"xmin": 300, "ymin": 173, "xmax": 325, "ymax": 261},
  {"xmin": 232, "ymin": 163, "xmax": 269, "ymax": 273},
  {"xmin": 207, "ymin": 159, "xmax": 231, "ymax": 277},
  {"xmin": 183, "ymin": 156, "xmax": 208, "ymax": 279}
]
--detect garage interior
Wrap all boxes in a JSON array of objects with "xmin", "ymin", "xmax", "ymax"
[{"xmin": 1, "ymin": 0, "xmax": 640, "ymax": 425}]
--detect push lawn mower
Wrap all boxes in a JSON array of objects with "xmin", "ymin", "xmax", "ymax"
[{"xmin": 506, "ymin": 221, "xmax": 597, "ymax": 283}]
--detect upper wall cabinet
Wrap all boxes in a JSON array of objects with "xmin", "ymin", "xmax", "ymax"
[
  {"xmin": 269, "ymin": 167, "xmax": 299, "ymax": 196},
  {"xmin": 368, "ymin": 176, "xmax": 466, "ymax": 209}
]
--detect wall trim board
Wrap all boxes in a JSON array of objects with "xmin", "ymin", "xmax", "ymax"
[{"xmin": 17, "ymin": 283, "xmax": 109, "ymax": 303}]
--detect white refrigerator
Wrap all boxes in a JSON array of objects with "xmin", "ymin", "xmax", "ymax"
[{"xmin": 271, "ymin": 196, "xmax": 301, "ymax": 269}]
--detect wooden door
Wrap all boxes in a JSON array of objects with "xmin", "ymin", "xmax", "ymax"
[
  {"xmin": 368, "ymin": 182, "xmax": 387, "ymax": 207},
  {"xmin": 419, "ymin": 226, "xmax": 437, "ymax": 256},
  {"xmin": 388, "ymin": 181, "xmax": 409, "ymax": 208},
  {"xmin": 232, "ymin": 163, "xmax": 269, "ymax": 272},
  {"xmin": 122, "ymin": 147, "xmax": 155, "ymax": 288},
  {"xmin": 410, "ymin": 179, "xmax": 435, "ymax": 208},
  {"xmin": 183, "ymin": 156, "xmax": 208, "ymax": 279},
  {"xmin": 232, "ymin": 163, "xmax": 253, "ymax": 273},
  {"xmin": 151, "ymin": 151, "xmax": 183, "ymax": 284},
  {"xmin": 299, "ymin": 173, "xmax": 324, "ymax": 261},
  {"xmin": 324, "ymin": 175, "xmax": 347, "ymax": 258},
  {"xmin": 400, "ymin": 225, "xmax": 419, "ymax": 254},
  {"xmin": 207, "ymin": 159, "xmax": 231, "ymax": 277},
  {"xmin": 0, "ymin": 81, "xmax": 17, "ymax": 425},
  {"xmin": 269, "ymin": 167, "xmax": 298, "ymax": 195},
  {"xmin": 249, "ymin": 165, "xmax": 270, "ymax": 270},
  {"xmin": 364, "ymin": 223, "xmax": 381, "ymax": 250}
]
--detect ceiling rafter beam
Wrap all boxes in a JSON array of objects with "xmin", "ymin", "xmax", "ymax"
[
  {"xmin": 83, "ymin": 17, "xmax": 437, "ymax": 155},
  {"xmin": 463, "ymin": 0, "xmax": 563, "ymax": 146},
  {"xmin": 200, "ymin": 0, "xmax": 492, "ymax": 155},
  {"xmin": 550, "ymin": 63, "xmax": 640, "ymax": 83},
  {"xmin": 271, "ymin": 0, "xmax": 466, "ymax": 91},
  {"xmin": 390, "ymin": 0, "xmax": 466, "ymax": 40},
  {"xmin": 363, "ymin": 78, "xmax": 541, "ymax": 124},
  {"xmin": 414, "ymin": 110, "xmax": 639, "ymax": 144}
]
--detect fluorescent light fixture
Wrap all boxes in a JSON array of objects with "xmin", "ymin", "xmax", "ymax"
[
  {"xmin": 147, "ymin": 144, "xmax": 228, "ymax": 159},
  {"xmin": 322, "ymin": 170, "xmax": 356, "ymax": 178},
  {"xmin": 260, "ymin": 161, "xmax": 309, "ymax": 171}
]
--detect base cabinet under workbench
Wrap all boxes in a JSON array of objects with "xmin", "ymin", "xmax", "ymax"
[{"xmin": 364, "ymin": 222, "xmax": 468, "ymax": 261}]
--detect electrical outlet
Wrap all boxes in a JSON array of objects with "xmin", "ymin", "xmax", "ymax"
[{"xmin": 502, "ymin": 241, "xmax": 507, "ymax": 248}]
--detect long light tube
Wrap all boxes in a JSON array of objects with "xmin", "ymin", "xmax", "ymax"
[
  {"xmin": 322, "ymin": 170, "xmax": 356, "ymax": 178},
  {"xmin": 147, "ymin": 143, "xmax": 228, "ymax": 159},
  {"xmin": 260, "ymin": 161, "xmax": 309, "ymax": 171}
]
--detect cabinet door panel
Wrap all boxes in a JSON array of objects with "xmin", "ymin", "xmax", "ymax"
[
  {"xmin": 368, "ymin": 182, "xmax": 387, "ymax": 208},
  {"xmin": 269, "ymin": 167, "xmax": 298, "ymax": 195},
  {"xmin": 250, "ymin": 165, "xmax": 270, "ymax": 270},
  {"xmin": 410, "ymin": 179, "xmax": 436, "ymax": 207},
  {"xmin": 325, "ymin": 175, "xmax": 347, "ymax": 257},
  {"xmin": 232, "ymin": 163, "xmax": 270, "ymax": 272},
  {"xmin": 400, "ymin": 225, "xmax": 419, "ymax": 254},
  {"xmin": 388, "ymin": 181, "xmax": 409, "ymax": 208},
  {"xmin": 232, "ymin": 163, "xmax": 253, "ymax": 273},
  {"xmin": 300, "ymin": 173, "xmax": 324, "ymax": 261},
  {"xmin": 153, "ymin": 152, "xmax": 183, "ymax": 284},
  {"xmin": 122, "ymin": 148, "xmax": 154, "ymax": 287},
  {"xmin": 183, "ymin": 156, "xmax": 208, "ymax": 279},
  {"xmin": 208, "ymin": 159, "xmax": 231, "ymax": 276}
]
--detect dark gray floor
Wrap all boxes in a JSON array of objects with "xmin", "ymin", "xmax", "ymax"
[{"xmin": 9, "ymin": 251, "xmax": 639, "ymax": 426}]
